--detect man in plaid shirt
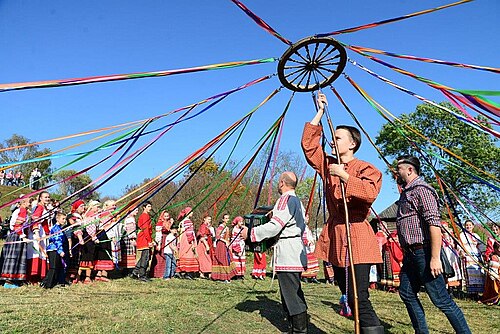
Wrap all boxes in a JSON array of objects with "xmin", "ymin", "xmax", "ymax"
[{"xmin": 396, "ymin": 155, "xmax": 470, "ymax": 334}]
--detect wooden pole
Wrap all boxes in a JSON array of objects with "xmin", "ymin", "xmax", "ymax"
[{"xmin": 322, "ymin": 99, "xmax": 361, "ymax": 334}]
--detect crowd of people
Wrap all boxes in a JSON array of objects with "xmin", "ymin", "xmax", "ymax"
[
  {"xmin": 0, "ymin": 94, "xmax": 497, "ymax": 334},
  {"xmin": 374, "ymin": 218, "xmax": 500, "ymax": 306},
  {"xmin": 0, "ymin": 168, "xmax": 42, "ymax": 189},
  {"xmin": 0, "ymin": 191, "xmax": 304, "ymax": 288}
]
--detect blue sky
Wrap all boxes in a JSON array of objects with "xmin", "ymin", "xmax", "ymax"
[{"xmin": 1, "ymin": 0, "xmax": 498, "ymax": 213}]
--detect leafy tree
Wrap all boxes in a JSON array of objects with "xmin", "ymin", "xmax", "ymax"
[
  {"xmin": 375, "ymin": 102, "xmax": 500, "ymax": 215},
  {"xmin": 186, "ymin": 157, "xmax": 220, "ymax": 177},
  {"xmin": 0, "ymin": 134, "xmax": 52, "ymax": 187},
  {"xmin": 52, "ymin": 169, "xmax": 99, "ymax": 200}
]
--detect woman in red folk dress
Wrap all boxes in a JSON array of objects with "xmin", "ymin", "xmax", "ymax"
[
  {"xmin": 176, "ymin": 207, "xmax": 199, "ymax": 279},
  {"xmin": 27, "ymin": 191, "xmax": 51, "ymax": 284},
  {"xmin": 231, "ymin": 216, "xmax": 248, "ymax": 279},
  {"xmin": 196, "ymin": 215, "xmax": 214, "ymax": 279},
  {"xmin": 150, "ymin": 211, "xmax": 170, "ymax": 278},
  {"xmin": 211, "ymin": 214, "xmax": 235, "ymax": 282}
]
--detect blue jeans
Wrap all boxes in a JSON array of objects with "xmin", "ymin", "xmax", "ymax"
[
  {"xmin": 163, "ymin": 253, "xmax": 176, "ymax": 278},
  {"xmin": 399, "ymin": 248, "xmax": 471, "ymax": 334}
]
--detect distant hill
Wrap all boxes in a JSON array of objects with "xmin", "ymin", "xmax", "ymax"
[{"xmin": 0, "ymin": 185, "xmax": 25, "ymax": 222}]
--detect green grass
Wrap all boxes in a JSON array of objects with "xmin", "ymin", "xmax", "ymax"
[{"xmin": 0, "ymin": 265, "xmax": 498, "ymax": 334}]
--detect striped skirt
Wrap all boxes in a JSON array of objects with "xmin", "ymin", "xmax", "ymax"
[
  {"xmin": 177, "ymin": 235, "xmax": 199, "ymax": 273},
  {"xmin": 302, "ymin": 252, "xmax": 319, "ymax": 278},
  {"xmin": 150, "ymin": 234, "xmax": 167, "ymax": 278},
  {"xmin": 232, "ymin": 250, "xmax": 246, "ymax": 277},
  {"xmin": 0, "ymin": 233, "xmax": 27, "ymax": 281},
  {"xmin": 94, "ymin": 241, "xmax": 115, "ymax": 271},
  {"xmin": 119, "ymin": 236, "xmax": 136, "ymax": 269},
  {"xmin": 211, "ymin": 240, "xmax": 235, "ymax": 281}
]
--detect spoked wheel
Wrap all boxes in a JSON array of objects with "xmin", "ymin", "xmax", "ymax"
[{"xmin": 277, "ymin": 36, "xmax": 347, "ymax": 92}]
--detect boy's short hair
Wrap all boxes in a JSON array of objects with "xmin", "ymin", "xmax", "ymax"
[
  {"xmin": 336, "ymin": 125, "xmax": 362, "ymax": 153},
  {"xmin": 56, "ymin": 212, "xmax": 67, "ymax": 220}
]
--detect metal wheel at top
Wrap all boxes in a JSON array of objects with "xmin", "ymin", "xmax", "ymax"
[{"xmin": 277, "ymin": 37, "xmax": 347, "ymax": 92}]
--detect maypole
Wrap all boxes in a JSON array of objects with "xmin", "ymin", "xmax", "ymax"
[{"xmin": 276, "ymin": 36, "xmax": 362, "ymax": 333}]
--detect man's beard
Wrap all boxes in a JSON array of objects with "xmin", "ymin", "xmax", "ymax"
[{"xmin": 396, "ymin": 175, "xmax": 406, "ymax": 186}]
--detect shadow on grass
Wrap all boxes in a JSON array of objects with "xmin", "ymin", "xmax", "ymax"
[
  {"xmin": 236, "ymin": 295, "xmax": 326, "ymax": 334},
  {"xmin": 321, "ymin": 300, "xmax": 395, "ymax": 332}
]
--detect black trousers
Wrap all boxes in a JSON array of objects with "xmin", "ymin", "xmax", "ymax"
[
  {"xmin": 133, "ymin": 249, "xmax": 150, "ymax": 278},
  {"xmin": 42, "ymin": 251, "xmax": 63, "ymax": 288},
  {"xmin": 333, "ymin": 264, "xmax": 380, "ymax": 327},
  {"xmin": 277, "ymin": 271, "xmax": 307, "ymax": 317}
]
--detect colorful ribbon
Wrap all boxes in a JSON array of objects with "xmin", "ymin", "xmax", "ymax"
[
  {"xmin": 345, "ymin": 44, "xmax": 500, "ymax": 74},
  {"xmin": 316, "ymin": 0, "xmax": 473, "ymax": 37},
  {"xmin": 0, "ymin": 58, "xmax": 277, "ymax": 92},
  {"xmin": 229, "ymin": 0, "xmax": 292, "ymax": 45}
]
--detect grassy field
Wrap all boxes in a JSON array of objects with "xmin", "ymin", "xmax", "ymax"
[{"xmin": 0, "ymin": 268, "xmax": 498, "ymax": 334}]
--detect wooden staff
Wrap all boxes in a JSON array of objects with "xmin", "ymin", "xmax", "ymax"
[{"xmin": 319, "ymin": 93, "xmax": 360, "ymax": 334}]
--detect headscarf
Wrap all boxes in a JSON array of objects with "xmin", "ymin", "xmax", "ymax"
[
  {"xmin": 232, "ymin": 216, "xmax": 244, "ymax": 226},
  {"xmin": 177, "ymin": 206, "xmax": 192, "ymax": 221},
  {"xmin": 71, "ymin": 199, "xmax": 85, "ymax": 213}
]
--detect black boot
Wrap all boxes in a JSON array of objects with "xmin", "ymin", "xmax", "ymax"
[
  {"xmin": 291, "ymin": 312, "xmax": 308, "ymax": 334},
  {"xmin": 281, "ymin": 315, "xmax": 292, "ymax": 334},
  {"xmin": 361, "ymin": 325, "xmax": 385, "ymax": 334}
]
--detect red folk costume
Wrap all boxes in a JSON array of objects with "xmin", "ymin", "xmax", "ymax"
[
  {"xmin": 136, "ymin": 212, "xmax": 152, "ymax": 251},
  {"xmin": 251, "ymin": 252, "xmax": 267, "ymax": 279},
  {"xmin": 26, "ymin": 204, "xmax": 49, "ymax": 283},
  {"xmin": 93, "ymin": 211, "xmax": 115, "ymax": 272},
  {"xmin": 231, "ymin": 224, "xmax": 246, "ymax": 277},
  {"xmin": 196, "ymin": 222, "xmax": 213, "ymax": 274},
  {"xmin": 301, "ymin": 123, "xmax": 382, "ymax": 267},
  {"xmin": 0, "ymin": 207, "xmax": 28, "ymax": 282},
  {"xmin": 211, "ymin": 224, "xmax": 235, "ymax": 281},
  {"xmin": 177, "ymin": 217, "xmax": 199, "ymax": 273},
  {"xmin": 150, "ymin": 212, "xmax": 169, "ymax": 278},
  {"xmin": 301, "ymin": 225, "xmax": 320, "ymax": 279}
]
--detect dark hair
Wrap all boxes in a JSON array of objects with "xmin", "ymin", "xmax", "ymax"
[
  {"xmin": 336, "ymin": 125, "xmax": 361, "ymax": 153},
  {"xmin": 142, "ymin": 201, "xmax": 152, "ymax": 208},
  {"xmin": 397, "ymin": 155, "xmax": 421, "ymax": 175},
  {"xmin": 37, "ymin": 191, "xmax": 50, "ymax": 202}
]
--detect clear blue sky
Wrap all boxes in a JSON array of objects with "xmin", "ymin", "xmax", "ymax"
[{"xmin": 1, "ymin": 0, "xmax": 498, "ymax": 212}]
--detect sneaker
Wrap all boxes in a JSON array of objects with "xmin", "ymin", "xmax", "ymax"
[
  {"xmin": 3, "ymin": 283, "xmax": 20, "ymax": 289},
  {"xmin": 129, "ymin": 273, "xmax": 140, "ymax": 280},
  {"xmin": 139, "ymin": 277, "xmax": 151, "ymax": 282},
  {"xmin": 310, "ymin": 278, "xmax": 320, "ymax": 284}
]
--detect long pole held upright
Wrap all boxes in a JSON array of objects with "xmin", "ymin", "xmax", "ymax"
[{"xmin": 320, "ymin": 93, "xmax": 360, "ymax": 334}]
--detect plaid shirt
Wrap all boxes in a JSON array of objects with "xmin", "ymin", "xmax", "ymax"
[{"xmin": 396, "ymin": 176, "xmax": 441, "ymax": 248}]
